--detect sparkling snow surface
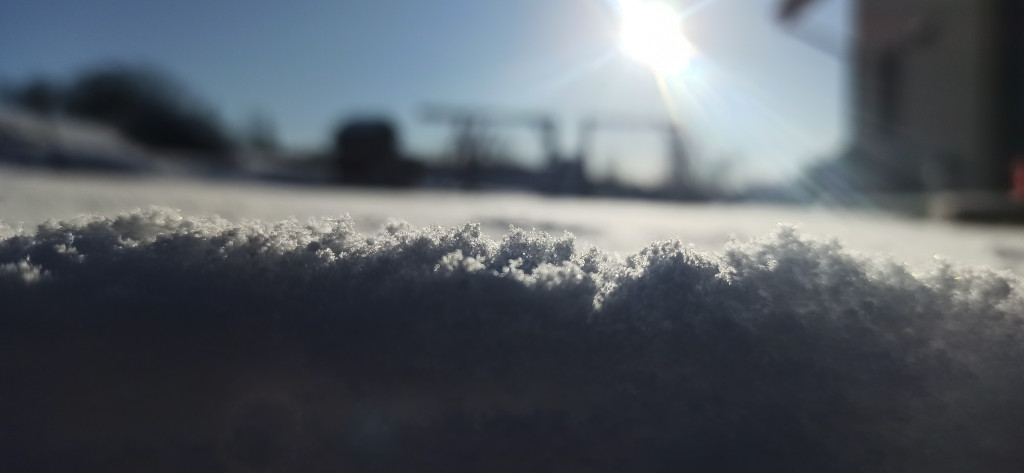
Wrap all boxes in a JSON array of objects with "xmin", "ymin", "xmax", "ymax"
[{"xmin": 2, "ymin": 167, "xmax": 1024, "ymax": 273}]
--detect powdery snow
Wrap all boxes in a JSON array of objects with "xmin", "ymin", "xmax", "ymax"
[
  {"xmin": 4, "ymin": 166, "xmax": 1024, "ymax": 273},
  {"xmin": 2, "ymin": 207, "xmax": 1024, "ymax": 472}
]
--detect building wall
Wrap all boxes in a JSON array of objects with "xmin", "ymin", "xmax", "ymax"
[
  {"xmin": 993, "ymin": 0, "xmax": 1024, "ymax": 190},
  {"xmin": 853, "ymin": 0, "xmax": 1002, "ymax": 191}
]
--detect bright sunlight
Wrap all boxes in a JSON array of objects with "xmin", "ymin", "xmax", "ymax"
[{"xmin": 618, "ymin": 0, "xmax": 694, "ymax": 75}]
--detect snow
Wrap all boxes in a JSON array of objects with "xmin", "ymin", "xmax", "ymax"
[
  {"xmin": 4, "ymin": 166, "xmax": 1024, "ymax": 272},
  {"xmin": 0, "ymin": 107, "xmax": 154, "ymax": 170},
  {"xmin": 3, "ymin": 189, "xmax": 1024, "ymax": 471}
]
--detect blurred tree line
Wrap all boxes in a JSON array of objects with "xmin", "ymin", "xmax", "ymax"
[{"xmin": 1, "ymin": 64, "xmax": 277, "ymax": 160}]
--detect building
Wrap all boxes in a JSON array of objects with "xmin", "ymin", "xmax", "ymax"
[{"xmin": 782, "ymin": 0, "xmax": 1024, "ymax": 217}]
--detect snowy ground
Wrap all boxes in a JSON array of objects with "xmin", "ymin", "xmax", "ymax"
[
  {"xmin": 3, "ymin": 166, "xmax": 1024, "ymax": 274},
  {"xmin": 4, "ymin": 167, "xmax": 1024, "ymax": 472}
]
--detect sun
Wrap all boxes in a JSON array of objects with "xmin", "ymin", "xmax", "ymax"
[{"xmin": 618, "ymin": 0, "xmax": 694, "ymax": 75}]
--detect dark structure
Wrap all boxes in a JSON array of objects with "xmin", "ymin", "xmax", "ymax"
[{"xmin": 333, "ymin": 119, "xmax": 422, "ymax": 186}]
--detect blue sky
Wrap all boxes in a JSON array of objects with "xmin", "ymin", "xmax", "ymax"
[{"xmin": 1, "ymin": 0, "xmax": 849, "ymax": 186}]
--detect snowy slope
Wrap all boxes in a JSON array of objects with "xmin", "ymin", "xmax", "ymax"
[{"xmin": 0, "ymin": 108, "xmax": 155, "ymax": 170}]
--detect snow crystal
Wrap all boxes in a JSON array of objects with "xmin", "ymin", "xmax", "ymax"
[{"xmin": 2, "ymin": 207, "xmax": 1023, "ymax": 472}]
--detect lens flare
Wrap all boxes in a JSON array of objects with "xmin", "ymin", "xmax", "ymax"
[{"xmin": 618, "ymin": 0, "xmax": 694, "ymax": 75}]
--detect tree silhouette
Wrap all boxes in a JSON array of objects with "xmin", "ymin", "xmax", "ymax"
[
  {"xmin": 63, "ymin": 64, "xmax": 234, "ymax": 157},
  {"xmin": 2, "ymin": 77, "xmax": 62, "ymax": 116}
]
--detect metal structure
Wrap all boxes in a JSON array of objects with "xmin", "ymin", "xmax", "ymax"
[
  {"xmin": 422, "ymin": 105, "xmax": 695, "ymax": 196},
  {"xmin": 421, "ymin": 105, "xmax": 593, "ymax": 193},
  {"xmin": 422, "ymin": 105, "xmax": 560, "ymax": 164},
  {"xmin": 577, "ymin": 117, "xmax": 692, "ymax": 194}
]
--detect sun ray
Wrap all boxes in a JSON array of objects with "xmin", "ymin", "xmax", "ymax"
[
  {"xmin": 522, "ymin": 50, "xmax": 620, "ymax": 101},
  {"xmin": 654, "ymin": 73, "xmax": 685, "ymax": 131},
  {"xmin": 678, "ymin": 0, "xmax": 725, "ymax": 20}
]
